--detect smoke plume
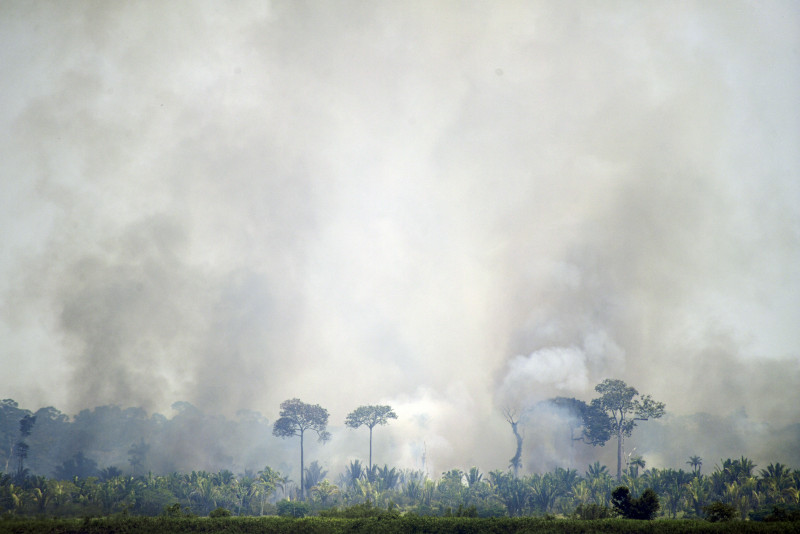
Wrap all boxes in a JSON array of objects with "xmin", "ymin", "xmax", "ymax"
[{"xmin": 1, "ymin": 1, "xmax": 798, "ymax": 476}]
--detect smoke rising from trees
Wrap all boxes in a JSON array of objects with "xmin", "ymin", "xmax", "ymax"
[{"xmin": 1, "ymin": 2, "xmax": 798, "ymax": 476}]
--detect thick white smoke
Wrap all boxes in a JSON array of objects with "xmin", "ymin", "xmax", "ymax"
[{"xmin": 0, "ymin": 2, "xmax": 798, "ymax": 477}]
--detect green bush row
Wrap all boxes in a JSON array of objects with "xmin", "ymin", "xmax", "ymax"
[{"xmin": 1, "ymin": 516, "xmax": 799, "ymax": 534}]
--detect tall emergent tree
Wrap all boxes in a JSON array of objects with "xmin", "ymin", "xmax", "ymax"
[
  {"xmin": 344, "ymin": 405, "xmax": 397, "ymax": 471},
  {"xmin": 15, "ymin": 414, "xmax": 36, "ymax": 480},
  {"xmin": 272, "ymin": 398, "xmax": 330, "ymax": 501},
  {"xmin": 583, "ymin": 379, "xmax": 665, "ymax": 481}
]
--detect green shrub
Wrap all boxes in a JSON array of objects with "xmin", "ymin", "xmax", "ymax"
[
  {"xmin": 703, "ymin": 501, "xmax": 737, "ymax": 522},
  {"xmin": 162, "ymin": 503, "xmax": 183, "ymax": 517},
  {"xmin": 750, "ymin": 503, "xmax": 800, "ymax": 522},
  {"xmin": 208, "ymin": 506, "xmax": 231, "ymax": 518},
  {"xmin": 611, "ymin": 486, "xmax": 660, "ymax": 520},
  {"xmin": 276, "ymin": 499, "xmax": 310, "ymax": 518},
  {"xmin": 475, "ymin": 502, "xmax": 506, "ymax": 518},
  {"xmin": 318, "ymin": 501, "xmax": 399, "ymax": 519},
  {"xmin": 573, "ymin": 502, "xmax": 613, "ymax": 519}
]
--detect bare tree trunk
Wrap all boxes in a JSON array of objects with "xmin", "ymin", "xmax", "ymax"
[
  {"xmin": 616, "ymin": 428, "xmax": 623, "ymax": 482},
  {"xmin": 300, "ymin": 431, "xmax": 305, "ymax": 501},
  {"xmin": 368, "ymin": 426, "xmax": 373, "ymax": 471},
  {"xmin": 510, "ymin": 420, "xmax": 523, "ymax": 478},
  {"xmin": 503, "ymin": 407, "xmax": 524, "ymax": 477}
]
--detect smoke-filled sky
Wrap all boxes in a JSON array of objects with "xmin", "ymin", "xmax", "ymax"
[{"xmin": 1, "ymin": 1, "xmax": 799, "ymax": 474}]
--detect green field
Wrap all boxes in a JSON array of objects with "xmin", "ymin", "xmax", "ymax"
[{"xmin": 1, "ymin": 516, "xmax": 799, "ymax": 534}]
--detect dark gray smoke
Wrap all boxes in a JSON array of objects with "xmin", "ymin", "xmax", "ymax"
[{"xmin": 1, "ymin": 2, "xmax": 798, "ymax": 476}]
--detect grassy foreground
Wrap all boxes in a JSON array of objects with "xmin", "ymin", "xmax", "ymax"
[{"xmin": 1, "ymin": 516, "xmax": 799, "ymax": 534}]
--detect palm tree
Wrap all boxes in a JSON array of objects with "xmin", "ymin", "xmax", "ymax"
[
  {"xmin": 189, "ymin": 475, "xmax": 218, "ymax": 515},
  {"xmin": 684, "ymin": 476, "xmax": 710, "ymax": 517},
  {"xmin": 276, "ymin": 475, "xmax": 292, "ymax": 500},
  {"xmin": 1, "ymin": 482, "xmax": 24, "ymax": 514},
  {"xmin": 759, "ymin": 463, "xmax": 793, "ymax": 504},
  {"xmin": 663, "ymin": 478, "xmax": 687, "ymax": 518},
  {"xmin": 311, "ymin": 479, "xmax": 339, "ymax": 507},
  {"xmin": 232, "ymin": 477, "xmax": 254, "ymax": 516},
  {"xmin": 375, "ymin": 465, "xmax": 400, "ymax": 493},
  {"xmin": 572, "ymin": 480, "xmax": 591, "ymax": 508},
  {"xmin": 494, "ymin": 474, "xmax": 529, "ymax": 517},
  {"xmin": 303, "ymin": 461, "xmax": 328, "ymax": 496},
  {"xmin": 529, "ymin": 473, "xmax": 562, "ymax": 514},
  {"xmin": 213, "ymin": 469, "xmax": 236, "ymax": 486},
  {"xmin": 738, "ymin": 477, "xmax": 760, "ymax": 520},
  {"xmin": 254, "ymin": 466, "xmax": 282, "ymax": 515},
  {"xmin": 738, "ymin": 457, "xmax": 757, "ymax": 479},
  {"xmin": 402, "ymin": 478, "xmax": 422, "ymax": 503},
  {"xmin": 344, "ymin": 460, "xmax": 365, "ymax": 491},
  {"xmin": 686, "ymin": 455, "xmax": 703, "ymax": 475},
  {"xmin": 628, "ymin": 456, "xmax": 646, "ymax": 479},
  {"xmin": 589, "ymin": 474, "xmax": 613, "ymax": 507},
  {"xmin": 552, "ymin": 467, "xmax": 580, "ymax": 504},
  {"xmin": 466, "ymin": 466, "xmax": 483, "ymax": 488},
  {"xmin": 28, "ymin": 479, "xmax": 53, "ymax": 514},
  {"xmin": 586, "ymin": 461, "xmax": 610, "ymax": 480},
  {"xmin": 354, "ymin": 478, "xmax": 378, "ymax": 504}
]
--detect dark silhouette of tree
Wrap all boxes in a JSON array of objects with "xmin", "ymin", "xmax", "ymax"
[
  {"xmin": 14, "ymin": 415, "xmax": 36, "ymax": 480},
  {"xmin": 344, "ymin": 405, "xmax": 397, "ymax": 471},
  {"xmin": 54, "ymin": 451, "xmax": 98, "ymax": 480},
  {"xmin": 611, "ymin": 485, "xmax": 660, "ymax": 519},
  {"xmin": 272, "ymin": 399, "xmax": 330, "ymax": 501},
  {"xmin": 1, "ymin": 399, "xmax": 29, "ymax": 473},
  {"xmin": 703, "ymin": 501, "xmax": 737, "ymax": 522},
  {"xmin": 99, "ymin": 466, "xmax": 123, "ymax": 481},
  {"xmin": 687, "ymin": 455, "xmax": 703, "ymax": 475},
  {"xmin": 128, "ymin": 439, "xmax": 150, "ymax": 475},
  {"xmin": 586, "ymin": 379, "xmax": 665, "ymax": 481},
  {"xmin": 502, "ymin": 407, "xmax": 523, "ymax": 477},
  {"xmin": 628, "ymin": 455, "xmax": 646, "ymax": 478}
]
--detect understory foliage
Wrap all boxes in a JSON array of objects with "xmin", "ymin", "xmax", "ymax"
[{"xmin": 1, "ymin": 457, "xmax": 799, "ymax": 522}]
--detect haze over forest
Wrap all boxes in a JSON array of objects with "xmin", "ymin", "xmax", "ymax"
[{"xmin": 1, "ymin": 1, "xmax": 798, "ymax": 478}]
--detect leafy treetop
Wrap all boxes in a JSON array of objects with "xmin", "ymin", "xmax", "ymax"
[
  {"xmin": 272, "ymin": 398, "xmax": 331, "ymax": 442},
  {"xmin": 345, "ymin": 405, "xmax": 398, "ymax": 430},
  {"xmin": 589, "ymin": 379, "xmax": 665, "ymax": 439}
]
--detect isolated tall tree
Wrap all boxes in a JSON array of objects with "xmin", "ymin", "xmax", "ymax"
[
  {"xmin": 272, "ymin": 398, "xmax": 330, "ymax": 501},
  {"xmin": 14, "ymin": 414, "xmax": 36, "ymax": 480},
  {"xmin": 344, "ymin": 405, "xmax": 397, "ymax": 471},
  {"xmin": 502, "ymin": 407, "xmax": 523, "ymax": 477},
  {"xmin": 586, "ymin": 379, "xmax": 665, "ymax": 481}
]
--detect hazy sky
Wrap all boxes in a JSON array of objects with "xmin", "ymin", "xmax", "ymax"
[{"xmin": 1, "ymin": 1, "xmax": 798, "ymax": 472}]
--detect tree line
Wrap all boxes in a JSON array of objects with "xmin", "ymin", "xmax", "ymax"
[
  {"xmin": 1, "ymin": 379, "xmax": 798, "ymax": 520},
  {"xmin": 1, "ymin": 454, "xmax": 798, "ymax": 521}
]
